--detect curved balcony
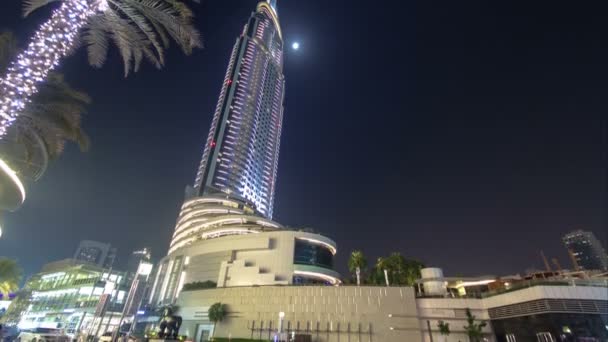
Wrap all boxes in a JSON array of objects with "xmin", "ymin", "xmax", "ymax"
[{"xmin": 168, "ymin": 195, "xmax": 284, "ymax": 255}]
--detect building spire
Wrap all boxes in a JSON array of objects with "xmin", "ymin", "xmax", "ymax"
[{"xmin": 268, "ymin": 0, "xmax": 277, "ymax": 12}]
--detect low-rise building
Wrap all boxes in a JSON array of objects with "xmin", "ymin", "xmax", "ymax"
[
  {"xmin": 416, "ymin": 268, "xmax": 608, "ymax": 342},
  {"xmin": 2, "ymin": 259, "xmax": 129, "ymax": 337}
]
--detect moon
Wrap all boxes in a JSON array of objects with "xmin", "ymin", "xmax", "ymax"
[{"xmin": 292, "ymin": 42, "xmax": 300, "ymax": 50}]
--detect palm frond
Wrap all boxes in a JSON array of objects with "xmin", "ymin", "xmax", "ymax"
[
  {"xmin": 149, "ymin": 15, "xmax": 171, "ymax": 48},
  {"xmin": 127, "ymin": 0, "xmax": 201, "ymax": 55},
  {"xmin": 22, "ymin": 0, "xmax": 60, "ymax": 17},
  {"xmin": 108, "ymin": 0, "xmax": 165, "ymax": 66},
  {"xmin": 105, "ymin": 9, "xmax": 138, "ymax": 76},
  {"xmin": 84, "ymin": 15, "xmax": 111, "ymax": 68}
]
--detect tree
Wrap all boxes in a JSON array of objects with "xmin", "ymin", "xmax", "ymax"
[
  {"xmin": 208, "ymin": 302, "xmax": 226, "ymax": 340},
  {"xmin": 0, "ymin": 0, "xmax": 201, "ymax": 136},
  {"xmin": 368, "ymin": 253, "xmax": 424, "ymax": 286},
  {"xmin": 348, "ymin": 250, "xmax": 367, "ymax": 286},
  {"xmin": 463, "ymin": 308, "xmax": 487, "ymax": 342},
  {"xmin": 0, "ymin": 31, "xmax": 90, "ymax": 180},
  {"xmin": 437, "ymin": 320, "xmax": 450, "ymax": 342},
  {"xmin": 0, "ymin": 258, "xmax": 22, "ymax": 296}
]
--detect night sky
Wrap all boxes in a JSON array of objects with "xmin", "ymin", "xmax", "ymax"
[{"xmin": 0, "ymin": 0, "xmax": 606, "ymax": 278}]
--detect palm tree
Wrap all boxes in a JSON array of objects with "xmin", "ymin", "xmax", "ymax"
[
  {"xmin": 348, "ymin": 250, "xmax": 367, "ymax": 286},
  {"xmin": 437, "ymin": 320, "xmax": 450, "ymax": 342},
  {"xmin": 463, "ymin": 308, "xmax": 487, "ymax": 342},
  {"xmin": 371, "ymin": 253, "xmax": 424, "ymax": 286},
  {"xmin": 0, "ymin": 258, "xmax": 22, "ymax": 296},
  {"xmin": 207, "ymin": 302, "xmax": 226, "ymax": 340},
  {"xmin": 0, "ymin": 0, "xmax": 201, "ymax": 136},
  {"xmin": 0, "ymin": 31, "xmax": 90, "ymax": 181}
]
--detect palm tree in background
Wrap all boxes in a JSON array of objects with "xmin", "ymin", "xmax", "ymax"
[
  {"xmin": 208, "ymin": 302, "xmax": 226, "ymax": 340},
  {"xmin": 369, "ymin": 253, "xmax": 424, "ymax": 286},
  {"xmin": 0, "ymin": 0, "xmax": 201, "ymax": 136},
  {"xmin": 0, "ymin": 257, "xmax": 22, "ymax": 296},
  {"xmin": 0, "ymin": 31, "xmax": 90, "ymax": 181},
  {"xmin": 348, "ymin": 250, "xmax": 367, "ymax": 286}
]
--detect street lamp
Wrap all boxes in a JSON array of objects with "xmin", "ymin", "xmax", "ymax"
[
  {"xmin": 113, "ymin": 261, "xmax": 153, "ymax": 341},
  {"xmin": 277, "ymin": 311, "xmax": 285, "ymax": 341}
]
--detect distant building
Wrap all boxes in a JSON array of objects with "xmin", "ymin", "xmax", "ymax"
[
  {"xmin": 126, "ymin": 248, "xmax": 152, "ymax": 274},
  {"xmin": 73, "ymin": 240, "xmax": 117, "ymax": 268},
  {"xmin": 563, "ymin": 230, "xmax": 608, "ymax": 271}
]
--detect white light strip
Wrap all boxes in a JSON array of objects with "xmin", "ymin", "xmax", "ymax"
[
  {"xmin": 0, "ymin": 158, "xmax": 26, "ymax": 203},
  {"xmin": 296, "ymin": 237, "xmax": 337, "ymax": 255},
  {"xmin": 455, "ymin": 279, "xmax": 496, "ymax": 287},
  {"xmin": 176, "ymin": 271, "xmax": 187, "ymax": 297},
  {"xmin": 293, "ymin": 270, "xmax": 341, "ymax": 285}
]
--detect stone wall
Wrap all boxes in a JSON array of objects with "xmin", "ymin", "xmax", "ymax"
[{"xmin": 177, "ymin": 285, "xmax": 421, "ymax": 342}]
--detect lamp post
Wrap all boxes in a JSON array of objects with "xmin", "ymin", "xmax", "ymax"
[
  {"xmin": 113, "ymin": 262, "xmax": 153, "ymax": 342},
  {"xmin": 277, "ymin": 312, "xmax": 285, "ymax": 341}
]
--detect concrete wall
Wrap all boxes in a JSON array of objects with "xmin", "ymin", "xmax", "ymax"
[
  {"xmin": 416, "ymin": 298, "xmax": 495, "ymax": 342},
  {"xmin": 176, "ymin": 286, "xmax": 422, "ymax": 342}
]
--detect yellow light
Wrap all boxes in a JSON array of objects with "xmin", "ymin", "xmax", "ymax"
[
  {"xmin": 257, "ymin": 2, "xmax": 282, "ymax": 40},
  {"xmin": 0, "ymin": 158, "xmax": 26, "ymax": 203},
  {"xmin": 455, "ymin": 279, "xmax": 496, "ymax": 287}
]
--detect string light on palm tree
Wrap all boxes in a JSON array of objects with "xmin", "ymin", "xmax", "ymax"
[{"xmin": 0, "ymin": 0, "xmax": 201, "ymax": 136}]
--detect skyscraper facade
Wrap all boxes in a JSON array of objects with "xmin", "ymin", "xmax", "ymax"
[
  {"xmin": 193, "ymin": 1, "xmax": 285, "ymax": 219},
  {"xmin": 563, "ymin": 230, "xmax": 608, "ymax": 271}
]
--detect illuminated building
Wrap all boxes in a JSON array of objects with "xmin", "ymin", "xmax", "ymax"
[
  {"xmin": 152, "ymin": 1, "xmax": 340, "ymax": 306},
  {"xmin": 3, "ymin": 259, "xmax": 129, "ymax": 336},
  {"xmin": 192, "ymin": 0, "xmax": 285, "ymax": 219},
  {"xmin": 127, "ymin": 247, "xmax": 152, "ymax": 274},
  {"xmin": 563, "ymin": 230, "xmax": 608, "ymax": 271},
  {"xmin": 151, "ymin": 195, "xmax": 340, "ymax": 305}
]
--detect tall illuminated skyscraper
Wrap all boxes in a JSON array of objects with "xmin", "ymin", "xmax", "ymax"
[
  {"xmin": 193, "ymin": 0, "xmax": 284, "ymax": 218},
  {"xmin": 151, "ymin": 2, "xmax": 341, "ymax": 305}
]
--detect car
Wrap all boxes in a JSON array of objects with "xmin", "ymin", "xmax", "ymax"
[
  {"xmin": 16, "ymin": 328, "xmax": 69, "ymax": 342},
  {"xmin": 1, "ymin": 325, "xmax": 21, "ymax": 342}
]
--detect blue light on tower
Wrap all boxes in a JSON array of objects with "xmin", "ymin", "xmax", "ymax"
[{"xmin": 268, "ymin": 0, "xmax": 277, "ymax": 11}]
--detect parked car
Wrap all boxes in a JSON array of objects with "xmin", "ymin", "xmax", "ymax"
[
  {"xmin": 1, "ymin": 325, "xmax": 21, "ymax": 342},
  {"xmin": 16, "ymin": 328, "xmax": 69, "ymax": 342}
]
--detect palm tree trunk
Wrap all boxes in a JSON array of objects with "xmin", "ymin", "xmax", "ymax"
[
  {"xmin": 0, "ymin": 0, "xmax": 93, "ymax": 136},
  {"xmin": 356, "ymin": 266, "xmax": 360, "ymax": 286}
]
